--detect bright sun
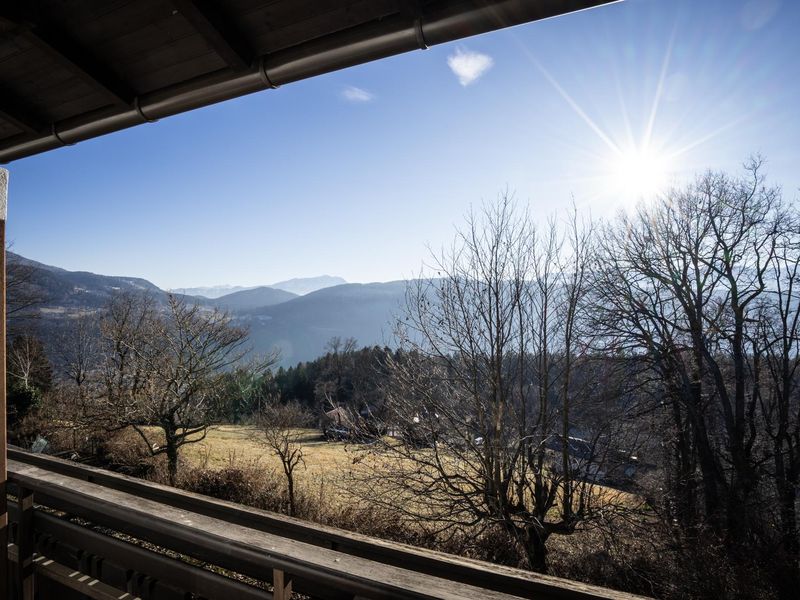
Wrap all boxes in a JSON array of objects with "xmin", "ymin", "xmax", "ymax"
[{"xmin": 609, "ymin": 147, "xmax": 671, "ymax": 200}]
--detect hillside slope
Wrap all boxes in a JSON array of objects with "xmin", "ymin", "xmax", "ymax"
[
  {"xmin": 9, "ymin": 252, "xmax": 164, "ymax": 311},
  {"xmin": 211, "ymin": 286, "xmax": 298, "ymax": 311},
  {"xmin": 269, "ymin": 275, "xmax": 347, "ymax": 296},
  {"xmin": 8, "ymin": 252, "xmax": 409, "ymax": 364},
  {"xmin": 239, "ymin": 281, "xmax": 408, "ymax": 364}
]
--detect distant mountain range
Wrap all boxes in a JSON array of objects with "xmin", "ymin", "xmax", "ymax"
[
  {"xmin": 8, "ymin": 252, "xmax": 163, "ymax": 310},
  {"xmin": 209, "ymin": 286, "xmax": 299, "ymax": 312},
  {"xmin": 239, "ymin": 280, "xmax": 407, "ymax": 364},
  {"xmin": 170, "ymin": 275, "xmax": 347, "ymax": 299},
  {"xmin": 170, "ymin": 284, "xmax": 254, "ymax": 298},
  {"xmin": 269, "ymin": 276, "xmax": 349, "ymax": 296},
  {"xmin": 9, "ymin": 253, "xmax": 404, "ymax": 365}
]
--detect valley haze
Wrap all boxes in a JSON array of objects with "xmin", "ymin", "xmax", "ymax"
[
  {"xmin": 10, "ymin": 252, "xmax": 403, "ymax": 366},
  {"xmin": 171, "ymin": 275, "xmax": 348, "ymax": 299}
]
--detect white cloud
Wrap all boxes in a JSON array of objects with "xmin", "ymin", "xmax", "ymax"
[
  {"xmin": 341, "ymin": 86, "xmax": 374, "ymax": 102},
  {"xmin": 740, "ymin": 0, "xmax": 781, "ymax": 30},
  {"xmin": 447, "ymin": 47, "xmax": 494, "ymax": 86}
]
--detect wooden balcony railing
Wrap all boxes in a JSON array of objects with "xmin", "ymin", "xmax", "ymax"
[{"xmin": 4, "ymin": 448, "xmax": 648, "ymax": 600}]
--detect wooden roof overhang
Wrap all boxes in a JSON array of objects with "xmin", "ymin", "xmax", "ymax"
[{"xmin": 0, "ymin": 0, "xmax": 616, "ymax": 163}]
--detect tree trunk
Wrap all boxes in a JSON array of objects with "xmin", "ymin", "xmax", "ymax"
[
  {"xmin": 776, "ymin": 446, "xmax": 799, "ymax": 558},
  {"xmin": 286, "ymin": 468, "xmax": 296, "ymax": 517},
  {"xmin": 165, "ymin": 427, "xmax": 179, "ymax": 487},
  {"xmin": 523, "ymin": 526, "xmax": 549, "ymax": 573}
]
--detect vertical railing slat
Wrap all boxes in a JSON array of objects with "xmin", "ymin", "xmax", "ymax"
[
  {"xmin": 16, "ymin": 486, "xmax": 34, "ymax": 600},
  {"xmin": 273, "ymin": 568, "xmax": 293, "ymax": 600}
]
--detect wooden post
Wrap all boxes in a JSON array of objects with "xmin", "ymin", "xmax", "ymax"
[
  {"xmin": 272, "ymin": 568, "xmax": 292, "ymax": 600},
  {"xmin": 0, "ymin": 167, "xmax": 8, "ymax": 598},
  {"xmin": 16, "ymin": 487, "xmax": 34, "ymax": 600}
]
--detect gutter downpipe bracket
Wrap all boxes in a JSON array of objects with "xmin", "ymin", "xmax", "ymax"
[
  {"xmin": 414, "ymin": 17, "xmax": 428, "ymax": 50},
  {"xmin": 258, "ymin": 57, "xmax": 279, "ymax": 90},
  {"xmin": 134, "ymin": 97, "xmax": 159, "ymax": 124}
]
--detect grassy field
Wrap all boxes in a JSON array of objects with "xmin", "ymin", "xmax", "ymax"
[
  {"xmin": 178, "ymin": 425, "xmax": 366, "ymax": 493},
  {"xmin": 170, "ymin": 425, "xmax": 638, "ymax": 509},
  {"xmin": 105, "ymin": 424, "xmax": 649, "ymax": 578}
]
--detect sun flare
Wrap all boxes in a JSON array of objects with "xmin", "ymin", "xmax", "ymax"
[{"xmin": 609, "ymin": 147, "xmax": 671, "ymax": 200}]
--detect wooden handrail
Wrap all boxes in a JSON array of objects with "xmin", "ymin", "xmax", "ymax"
[
  {"xmin": 7, "ymin": 505, "xmax": 270, "ymax": 600},
  {"xmin": 9, "ymin": 458, "xmax": 530, "ymax": 600},
  {"xmin": 8, "ymin": 447, "xmax": 646, "ymax": 600}
]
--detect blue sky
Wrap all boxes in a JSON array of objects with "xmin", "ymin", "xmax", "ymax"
[{"xmin": 5, "ymin": 0, "xmax": 799, "ymax": 289}]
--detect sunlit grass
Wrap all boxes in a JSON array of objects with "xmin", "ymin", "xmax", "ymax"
[
  {"xmin": 165, "ymin": 425, "xmax": 641, "ymax": 511},
  {"xmin": 168, "ymin": 425, "xmax": 358, "ymax": 493}
]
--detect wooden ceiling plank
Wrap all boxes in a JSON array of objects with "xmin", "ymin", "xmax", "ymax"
[
  {"xmin": 0, "ymin": 90, "xmax": 45, "ymax": 134},
  {"xmin": 0, "ymin": 13, "xmax": 134, "ymax": 106},
  {"xmin": 246, "ymin": 0, "xmax": 399, "ymax": 55},
  {"xmin": 21, "ymin": 25, "xmax": 135, "ymax": 106},
  {"xmin": 169, "ymin": 0, "xmax": 252, "ymax": 69}
]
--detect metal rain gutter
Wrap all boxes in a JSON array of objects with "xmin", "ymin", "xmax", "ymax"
[{"xmin": 0, "ymin": 0, "xmax": 617, "ymax": 163}]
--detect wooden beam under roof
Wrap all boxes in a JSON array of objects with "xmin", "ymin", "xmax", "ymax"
[
  {"xmin": 0, "ymin": 89, "xmax": 45, "ymax": 134},
  {"xmin": 0, "ymin": 13, "xmax": 135, "ymax": 107},
  {"xmin": 169, "ymin": 0, "xmax": 253, "ymax": 70}
]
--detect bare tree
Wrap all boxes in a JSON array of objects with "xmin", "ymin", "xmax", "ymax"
[
  {"xmin": 56, "ymin": 312, "xmax": 100, "ymax": 399},
  {"xmin": 8, "ymin": 334, "xmax": 51, "ymax": 392},
  {"xmin": 757, "ymin": 212, "xmax": 800, "ymax": 587},
  {"xmin": 356, "ymin": 197, "xmax": 620, "ymax": 572},
  {"xmin": 590, "ymin": 158, "xmax": 795, "ymax": 589},
  {"xmin": 314, "ymin": 336, "xmax": 358, "ymax": 411},
  {"xmin": 255, "ymin": 399, "xmax": 311, "ymax": 516},
  {"xmin": 6, "ymin": 251, "xmax": 45, "ymax": 332},
  {"xmin": 98, "ymin": 292, "xmax": 250, "ymax": 485},
  {"xmin": 6, "ymin": 333, "xmax": 52, "ymax": 426}
]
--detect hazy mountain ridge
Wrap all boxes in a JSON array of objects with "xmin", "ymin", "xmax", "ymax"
[
  {"xmin": 171, "ymin": 275, "xmax": 347, "ymax": 299},
  {"xmin": 9, "ymin": 251, "xmax": 163, "ymax": 310},
  {"xmin": 210, "ymin": 286, "xmax": 298, "ymax": 312},
  {"xmin": 170, "ymin": 284, "xmax": 256, "ymax": 298},
  {"xmin": 9, "ymin": 252, "xmax": 404, "ymax": 364},
  {"xmin": 238, "ymin": 281, "xmax": 408, "ymax": 364},
  {"xmin": 268, "ymin": 275, "xmax": 347, "ymax": 296}
]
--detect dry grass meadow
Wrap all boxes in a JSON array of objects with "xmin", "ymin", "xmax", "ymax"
[
  {"xmin": 93, "ymin": 423, "xmax": 657, "ymax": 586},
  {"xmin": 154, "ymin": 425, "xmax": 639, "ymax": 511},
  {"xmin": 180, "ymin": 425, "xmax": 364, "ymax": 496}
]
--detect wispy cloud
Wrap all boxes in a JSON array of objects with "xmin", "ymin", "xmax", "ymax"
[
  {"xmin": 447, "ymin": 47, "xmax": 494, "ymax": 86},
  {"xmin": 341, "ymin": 85, "xmax": 374, "ymax": 103}
]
